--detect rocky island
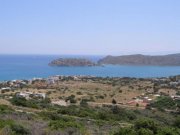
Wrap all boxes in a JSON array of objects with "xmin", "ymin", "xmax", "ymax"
[
  {"xmin": 98, "ymin": 53, "xmax": 180, "ymax": 66},
  {"xmin": 49, "ymin": 58, "xmax": 97, "ymax": 67},
  {"xmin": 49, "ymin": 53, "xmax": 180, "ymax": 67}
]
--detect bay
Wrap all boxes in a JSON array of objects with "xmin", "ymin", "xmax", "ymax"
[{"xmin": 0, "ymin": 55, "xmax": 180, "ymax": 81}]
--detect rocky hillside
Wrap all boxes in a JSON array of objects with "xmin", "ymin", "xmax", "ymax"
[
  {"xmin": 98, "ymin": 53, "xmax": 180, "ymax": 66},
  {"xmin": 49, "ymin": 58, "xmax": 97, "ymax": 67}
]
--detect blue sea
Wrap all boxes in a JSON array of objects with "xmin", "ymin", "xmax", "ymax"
[{"xmin": 0, "ymin": 55, "xmax": 180, "ymax": 81}]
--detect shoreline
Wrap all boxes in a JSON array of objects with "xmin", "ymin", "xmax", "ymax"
[{"xmin": 0, "ymin": 74, "xmax": 180, "ymax": 83}]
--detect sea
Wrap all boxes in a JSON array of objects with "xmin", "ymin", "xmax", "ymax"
[{"xmin": 0, "ymin": 55, "xmax": 180, "ymax": 81}]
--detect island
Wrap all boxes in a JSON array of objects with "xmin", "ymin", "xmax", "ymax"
[
  {"xmin": 98, "ymin": 53, "xmax": 180, "ymax": 66},
  {"xmin": 49, "ymin": 58, "xmax": 97, "ymax": 67}
]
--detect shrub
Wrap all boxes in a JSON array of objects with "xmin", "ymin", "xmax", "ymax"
[
  {"xmin": 11, "ymin": 124, "xmax": 30, "ymax": 135},
  {"xmin": 48, "ymin": 116, "xmax": 84, "ymax": 132},
  {"xmin": 66, "ymin": 95, "xmax": 76, "ymax": 103},
  {"xmin": 151, "ymin": 96, "xmax": 176, "ymax": 110},
  {"xmin": 76, "ymin": 92, "xmax": 82, "ymax": 95},
  {"xmin": 137, "ymin": 128, "xmax": 153, "ymax": 135},
  {"xmin": 0, "ymin": 119, "xmax": 29, "ymax": 135},
  {"xmin": 10, "ymin": 96, "xmax": 51, "ymax": 109},
  {"xmin": 173, "ymin": 116, "xmax": 180, "ymax": 128},
  {"xmin": 157, "ymin": 127, "xmax": 180, "ymax": 135},
  {"xmin": 112, "ymin": 127, "xmax": 136, "ymax": 135},
  {"xmin": 10, "ymin": 96, "xmax": 28, "ymax": 107},
  {"xmin": 0, "ymin": 119, "xmax": 14, "ymax": 129},
  {"xmin": 80, "ymin": 99, "xmax": 88, "ymax": 107},
  {"xmin": 112, "ymin": 99, "xmax": 117, "ymax": 104},
  {"xmin": 0, "ymin": 105, "xmax": 14, "ymax": 114},
  {"xmin": 134, "ymin": 119, "xmax": 158, "ymax": 134}
]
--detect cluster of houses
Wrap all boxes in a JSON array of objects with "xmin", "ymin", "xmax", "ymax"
[
  {"xmin": 127, "ymin": 76, "xmax": 180, "ymax": 108},
  {"xmin": 153, "ymin": 76, "xmax": 180, "ymax": 87},
  {"xmin": 0, "ymin": 75, "xmax": 93, "ymax": 90},
  {"xmin": 31, "ymin": 75, "xmax": 95, "ymax": 85},
  {"xmin": 1, "ymin": 75, "xmax": 180, "ymax": 108},
  {"xmin": 16, "ymin": 92, "xmax": 46, "ymax": 100},
  {"xmin": 0, "ymin": 80, "xmax": 29, "ymax": 91},
  {"xmin": 127, "ymin": 93, "xmax": 154, "ymax": 107},
  {"xmin": 171, "ymin": 95, "xmax": 180, "ymax": 100}
]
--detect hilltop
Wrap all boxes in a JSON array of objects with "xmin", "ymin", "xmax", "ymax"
[{"xmin": 98, "ymin": 53, "xmax": 180, "ymax": 66}]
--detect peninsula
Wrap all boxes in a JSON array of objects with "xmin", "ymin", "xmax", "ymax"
[
  {"xmin": 98, "ymin": 53, "xmax": 180, "ymax": 66},
  {"xmin": 49, "ymin": 58, "xmax": 97, "ymax": 67}
]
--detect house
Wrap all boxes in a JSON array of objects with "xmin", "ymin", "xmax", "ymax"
[
  {"xmin": 16, "ymin": 92, "xmax": 46, "ymax": 99},
  {"xmin": 16, "ymin": 92, "xmax": 33, "ymax": 99},
  {"xmin": 127, "ymin": 100, "xmax": 148, "ymax": 107},
  {"xmin": 73, "ymin": 76, "xmax": 81, "ymax": 81},
  {"xmin": 160, "ymin": 84, "xmax": 168, "ymax": 87},
  {"xmin": 1, "ymin": 87, "xmax": 11, "ymax": 91},
  {"xmin": 33, "ymin": 93, "xmax": 46, "ymax": 99},
  {"xmin": 47, "ymin": 78, "xmax": 55, "ymax": 84},
  {"xmin": 171, "ymin": 95, "xmax": 180, "ymax": 100},
  {"xmin": 170, "ymin": 82, "xmax": 179, "ymax": 87},
  {"xmin": 154, "ymin": 94, "xmax": 160, "ymax": 97},
  {"xmin": 47, "ymin": 76, "xmax": 59, "ymax": 84},
  {"xmin": 52, "ymin": 100, "xmax": 68, "ymax": 106}
]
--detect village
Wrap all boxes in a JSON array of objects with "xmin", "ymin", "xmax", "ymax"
[{"xmin": 0, "ymin": 75, "xmax": 180, "ymax": 112}]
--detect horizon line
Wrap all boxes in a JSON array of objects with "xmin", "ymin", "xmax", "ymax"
[{"xmin": 0, "ymin": 52, "xmax": 180, "ymax": 56}]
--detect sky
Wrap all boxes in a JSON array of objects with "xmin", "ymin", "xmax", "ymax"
[{"xmin": 0, "ymin": 0, "xmax": 180, "ymax": 55}]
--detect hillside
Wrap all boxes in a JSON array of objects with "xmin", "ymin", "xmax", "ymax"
[
  {"xmin": 98, "ymin": 53, "xmax": 180, "ymax": 66},
  {"xmin": 0, "ymin": 76, "xmax": 180, "ymax": 134}
]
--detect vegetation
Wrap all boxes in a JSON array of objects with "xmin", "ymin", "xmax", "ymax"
[
  {"xmin": 0, "ymin": 105, "xmax": 14, "ymax": 114},
  {"xmin": 10, "ymin": 96, "xmax": 51, "ymax": 109},
  {"xmin": 1, "ymin": 76, "xmax": 180, "ymax": 134},
  {"xmin": 49, "ymin": 117, "xmax": 84, "ymax": 131},
  {"xmin": 112, "ymin": 119, "xmax": 180, "ymax": 135},
  {"xmin": 150, "ymin": 96, "xmax": 177, "ymax": 110},
  {"xmin": 0, "ymin": 96, "xmax": 179, "ymax": 134},
  {"xmin": 0, "ymin": 119, "xmax": 30, "ymax": 135}
]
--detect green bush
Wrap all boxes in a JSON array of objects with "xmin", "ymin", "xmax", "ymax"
[
  {"xmin": 138, "ymin": 128, "xmax": 153, "ymax": 135},
  {"xmin": 66, "ymin": 95, "xmax": 77, "ymax": 104},
  {"xmin": 0, "ymin": 119, "xmax": 14, "ymax": 129},
  {"xmin": 0, "ymin": 119, "xmax": 29, "ymax": 135},
  {"xmin": 112, "ymin": 127, "xmax": 136, "ymax": 135},
  {"xmin": 11, "ymin": 124, "xmax": 30, "ymax": 135},
  {"xmin": 48, "ymin": 116, "xmax": 84, "ymax": 132},
  {"xmin": 173, "ymin": 116, "xmax": 180, "ymax": 128},
  {"xmin": 0, "ymin": 105, "xmax": 14, "ymax": 114},
  {"xmin": 10, "ymin": 96, "xmax": 51, "ymax": 109},
  {"xmin": 134, "ymin": 119, "xmax": 158, "ymax": 134},
  {"xmin": 157, "ymin": 127, "xmax": 180, "ymax": 135},
  {"xmin": 112, "ymin": 118, "xmax": 180, "ymax": 135},
  {"xmin": 112, "ymin": 99, "xmax": 117, "ymax": 104},
  {"xmin": 151, "ymin": 96, "xmax": 176, "ymax": 110}
]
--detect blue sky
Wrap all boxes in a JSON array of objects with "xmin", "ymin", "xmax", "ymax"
[{"xmin": 0, "ymin": 0, "xmax": 179, "ymax": 55}]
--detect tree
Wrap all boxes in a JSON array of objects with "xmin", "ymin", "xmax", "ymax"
[{"xmin": 112, "ymin": 99, "xmax": 117, "ymax": 104}]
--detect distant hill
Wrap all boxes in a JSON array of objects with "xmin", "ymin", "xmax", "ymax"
[
  {"xmin": 49, "ymin": 58, "xmax": 97, "ymax": 67},
  {"xmin": 98, "ymin": 53, "xmax": 180, "ymax": 66}
]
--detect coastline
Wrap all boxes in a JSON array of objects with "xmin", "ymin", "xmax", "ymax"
[
  {"xmin": 1, "ymin": 55, "xmax": 180, "ymax": 81},
  {"xmin": 0, "ymin": 74, "xmax": 180, "ymax": 83}
]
